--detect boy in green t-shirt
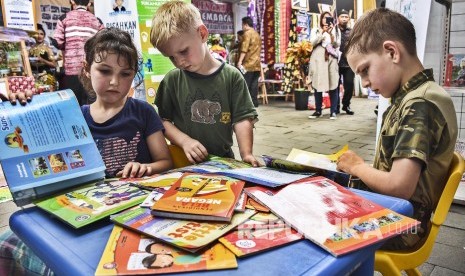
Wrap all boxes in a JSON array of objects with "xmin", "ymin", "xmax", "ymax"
[
  {"xmin": 336, "ymin": 8, "xmax": 457, "ymax": 250},
  {"xmin": 150, "ymin": 0, "xmax": 259, "ymax": 166}
]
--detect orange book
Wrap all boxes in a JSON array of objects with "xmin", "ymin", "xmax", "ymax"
[{"xmin": 151, "ymin": 173, "xmax": 244, "ymax": 222}]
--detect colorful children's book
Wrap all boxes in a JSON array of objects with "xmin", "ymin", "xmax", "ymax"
[
  {"xmin": 444, "ymin": 54, "xmax": 465, "ymax": 87},
  {"xmin": 34, "ymin": 178, "xmax": 147, "ymax": 228},
  {"xmin": 127, "ymin": 172, "xmax": 183, "ymax": 191},
  {"xmin": 219, "ymin": 212, "xmax": 303, "ymax": 257},
  {"xmin": 176, "ymin": 155, "xmax": 310, "ymax": 188},
  {"xmin": 111, "ymin": 207, "xmax": 255, "ymax": 252},
  {"xmin": 0, "ymin": 90, "xmax": 106, "ymax": 206},
  {"xmin": 95, "ymin": 225, "xmax": 238, "ymax": 275},
  {"xmin": 244, "ymin": 176, "xmax": 420, "ymax": 257},
  {"xmin": 151, "ymin": 173, "xmax": 244, "ymax": 222},
  {"xmin": 262, "ymin": 153, "xmax": 351, "ymax": 187}
]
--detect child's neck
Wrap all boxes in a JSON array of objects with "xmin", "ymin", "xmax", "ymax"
[
  {"xmin": 90, "ymin": 97, "xmax": 127, "ymax": 124},
  {"xmin": 196, "ymin": 47, "xmax": 222, "ymax": 75}
]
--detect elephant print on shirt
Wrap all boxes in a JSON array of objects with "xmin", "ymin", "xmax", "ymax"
[{"xmin": 190, "ymin": 99, "xmax": 221, "ymax": 124}]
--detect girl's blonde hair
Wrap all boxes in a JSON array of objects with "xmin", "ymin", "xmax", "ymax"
[{"xmin": 150, "ymin": 0, "xmax": 203, "ymax": 48}]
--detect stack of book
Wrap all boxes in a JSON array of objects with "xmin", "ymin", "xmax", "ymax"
[{"xmin": 0, "ymin": 92, "xmax": 420, "ymax": 274}]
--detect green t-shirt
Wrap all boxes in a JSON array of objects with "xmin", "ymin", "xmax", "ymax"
[{"xmin": 155, "ymin": 63, "xmax": 258, "ymax": 158}]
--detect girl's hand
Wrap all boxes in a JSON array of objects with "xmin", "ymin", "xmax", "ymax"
[
  {"xmin": 1, "ymin": 90, "xmax": 33, "ymax": 105},
  {"xmin": 181, "ymin": 138, "xmax": 208, "ymax": 164},
  {"xmin": 242, "ymin": 154, "xmax": 261, "ymax": 167},
  {"xmin": 116, "ymin": 162, "xmax": 152, "ymax": 178}
]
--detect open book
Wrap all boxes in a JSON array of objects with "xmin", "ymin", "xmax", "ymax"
[
  {"xmin": 245, "ymin": 176, "xmax": 420, "ymax": 257},
  {"xmin": 0, "ymin": 90, "xmax": 106, "ymax": 206}
]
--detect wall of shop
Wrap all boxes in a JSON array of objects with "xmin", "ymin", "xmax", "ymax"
[{"xmin": 450, "ymin": 1, "xmax": 465, "ymax": 54}]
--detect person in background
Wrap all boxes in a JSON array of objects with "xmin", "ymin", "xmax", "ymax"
[
  {"xmin": 228, "ymin": 30, "xmax": 244, "ymax": 66},
  {"xmin": 210, "ymin": 37, "xmax": 227, "ymax": 61},
  {"xmin": 113, "ymin": 0, "xmax": 126, "ymax": 12},
  {"xmin": 337, "ymin": 9, "xmax": 355, "ymax": 115},
  {"xmin": 150, "ymin": 0, "xmax": 259, "ymax": 166},
  {"xmin": 308, "ymin": 11, "xmax": 340, "ymax": 119},
  {"xmin": 53, "ymin": 0, "xmax": 103, "ymax": 105},
  {"xmin": 336, "ymin": 8, "xmax": 458, "ymax": 250},
  {"xmin": 29, "ymin": 24, "xmax": 57, "ymax": 91},
  {"xmin": 0, "ymin": 28, "xmax": 173, "ymax": 275},
  {"xmin": 237, "ymin": 16, "xmax": 261, "ymax": 107}
]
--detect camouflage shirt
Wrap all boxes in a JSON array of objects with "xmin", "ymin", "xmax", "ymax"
[{"xmin": 375, "ymin": 69, "xmax": 458, "ymax": 250}]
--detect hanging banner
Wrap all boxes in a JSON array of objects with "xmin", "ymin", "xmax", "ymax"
[
  {"xmin": 263, "ymin": 0, "xmax": 275, "ymax": 64},
  {"xmin": 296, "ymin": 11, "xmax": 311, "ymax": 42},
  {"xmin": 1, "ymin": 0, "xmax": 36, "ymax": 31},
  {"xmin": 34, "ymin": 0, "xmax": 70, "ymax": 40},
  {"xmin": 95, "ymin": 0, "xmax": 146, "ymax": 100},
  {"xmin": 192, "ymin": 0, "xmax": 233, "ymax": 34}
]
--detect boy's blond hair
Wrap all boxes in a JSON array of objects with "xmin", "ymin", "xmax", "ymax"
[
  {"xmin": 150, "ymin": 1, "xmax": 203, "ymax": 48},
  {"xmin": 345, "ymin": 8, "xmax": 417, "ymax": 56}
]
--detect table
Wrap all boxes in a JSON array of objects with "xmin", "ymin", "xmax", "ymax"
[{"xmin": 10, "ymin": 189, "xmax": 413, "ymax": 276}]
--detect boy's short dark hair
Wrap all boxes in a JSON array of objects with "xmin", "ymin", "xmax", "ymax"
[
  {"xmin": 242, "ymin": 16, "xmax": 253, "ymax": 27},
  {"xmin": 74, "ymin": 0, "xmax": 90, "ymax": 6},
  {"xmin": 345, "ymin": 8, "xmax": 417, "ymax": 56}
]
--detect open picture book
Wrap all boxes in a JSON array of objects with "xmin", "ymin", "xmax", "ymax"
[
  {"xmin": 245, "ymin": 176, "xmax": 420, "ymax": 257},
  {"xmin": 0, "ymin": 90, "xmax": 106, "ymax": 206}
]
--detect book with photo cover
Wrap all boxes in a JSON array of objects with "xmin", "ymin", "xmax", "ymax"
[
  {"xmin": 95, "ymin": 225, "xmax": 238, "ymax": 275},
  {"xmin": 151, "ymin": 173, "xmax": 244, "ymax": 222},
  {"xmin": 444, "ymin": 54, "xmax": 465, "ymax": 87},
  {"xmin": 0, "ymin": 90, "xmax": 106, "ymax": 206},
  {"xmin": 111, "ymin": 206, "xmax": 255, "ymax": 253},
  {"xmin": 219, "ymin": 212, "xmax": 303, "ymax": 257},
  {"xmin": 34, "ymin": 178, "xmax": 147, "ymax": 228},
  {"xmin": 245, "ymin": 176, "xmax": 420, "ymax": 256}
]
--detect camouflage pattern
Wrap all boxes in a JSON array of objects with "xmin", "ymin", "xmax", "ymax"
[{"xmin": 375, "ymin": 69, "xmax": 458, "ymax": 250}]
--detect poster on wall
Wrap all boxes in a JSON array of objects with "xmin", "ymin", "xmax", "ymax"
[
  {"xmin": 135, "ymin": 0, "xmax": 189, "ymax": 103},
  {"xmin": 192, "ymin": 0, "xmax": 233, "ymax": 35},
  {"xmin": 34, "ymin": 0, "xmax": 70, "ymax": 40},
  {"xmin": 296, "ymin": 11, "xmax": 311, "ymax": 42},
  {"xmin": 1, "ymin": 0, "xmax": 36, "ymax": 31},
  {"xmin": 94, "ymin": 0, "xmax": 145, "ymax": 100}
]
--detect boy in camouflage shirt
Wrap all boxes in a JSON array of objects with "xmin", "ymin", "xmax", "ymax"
[{"xmin": 336, "ymin": 8, "xmax": 458, "ymax": 250}]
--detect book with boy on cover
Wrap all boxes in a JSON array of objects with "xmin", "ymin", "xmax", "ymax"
[
  {"xmin": 219, "ymin": 212, "xmax": 303, "ymax": 257},
  {"xmin": 95, "ymin": 225, "xmax": 238, "ymax": 275},
  {"xmin": 111, "ymin": 206, "xmax": 255, "ymax": 252},
  {"xmin": 35, "ymin": 178, "xmax": 147, "ymax": 228},
  {"xmin": 175, "ymin": 156, "xmax": 311, "ymax": 188},
  {"xmin": 244, "ymin": 176, "xmax": 420, "ymax": 257},
  {"xmin": 151, "ymin": 173, "xmax": 244, "ymax": 222},
  {"xmin": 0, "ymin": 90, "xmax": 106, "ymax": 206}
]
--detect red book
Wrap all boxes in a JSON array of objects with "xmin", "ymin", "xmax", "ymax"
[{"xmin": 151, "ymin": 173, "xmax": 244, "ymax": 222}]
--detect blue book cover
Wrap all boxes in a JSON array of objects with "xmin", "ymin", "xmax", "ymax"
[{"xmin": 0, "ymin": 90, "xmax": 106, "ymax": 206}]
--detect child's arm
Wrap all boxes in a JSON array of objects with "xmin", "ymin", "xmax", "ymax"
[
  {"xmin": 336, "ymin": 150, "xmax": 421, "ymax": 199},
  {"xmin": 162, "ymin": 120, "xmax": 208, "ymax": 164},
  {"xmin": 116, "ymin": 131, "xmax": 173, "ymax": 178},
  {"xmin": 233, "ymin": 118, "xmax": 259, "ymax": 167}
]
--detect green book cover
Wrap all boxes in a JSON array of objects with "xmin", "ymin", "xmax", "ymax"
[{"xmin": 35, "ymin": 178, "xmax": 148, "ymax": 228}]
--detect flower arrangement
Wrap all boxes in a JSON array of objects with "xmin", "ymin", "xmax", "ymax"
[{"xmin": 285, "ymin": 40, "xmax": 313, "ymax": 88}]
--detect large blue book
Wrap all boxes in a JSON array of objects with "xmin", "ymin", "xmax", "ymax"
[{"xmin": 0, "ymin": 90, "xmax": 106, "ymax": 206}]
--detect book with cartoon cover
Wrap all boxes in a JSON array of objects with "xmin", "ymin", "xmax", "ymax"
[
  {"xmin": 219, "ymin": 212, "xmax": 303, "ymax": 257},
  {"xmin": 151, "ymin": 173, "xmax": 245, "ymax": 222},
  {"xmin": 95, "ymin": 225, "xmax": 238, "ymax": 275},
  {"xmin": 35, "ymin": 178, "xmax": 147, "ymax": 228},
  {"xmin": 245, "ymin": 176, "xmax": 420, "ymax": 257},
  {"xmin": 0, "ymin": 90, "xmax": 106, "ymax": 206},
  {"xmin": 111, "ymin": 206, "xmax": 255, "ymax": 252}
]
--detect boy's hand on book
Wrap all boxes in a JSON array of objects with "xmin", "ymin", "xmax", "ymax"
[
  {"xmin": 336, "ymin": 150, "xmax": 365, "ymax": 176},
  {"xmin": 116, "ymin": 162, "xmax": 152, "ymax": 178},
  {"xmin": 0, "ymin": 90, "xmax": 33, "ymax": 105},
  {"xmin": 242, "ymin": 154, "xmax": 261, "ymax": 167},
  {"xmin": 182, "ymin": 138, "xmax": 209, "ymax": 164}
]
